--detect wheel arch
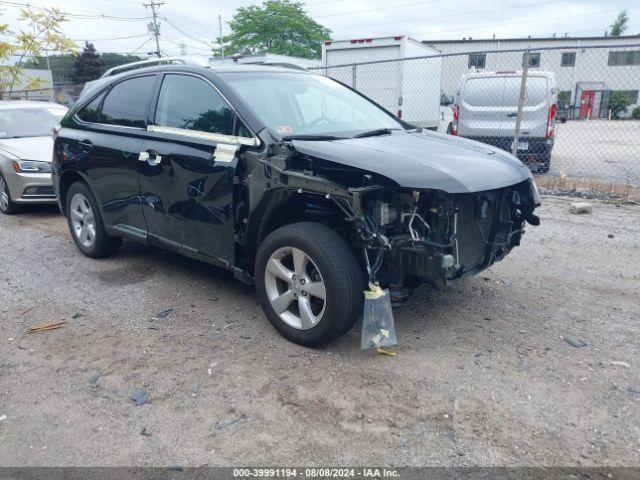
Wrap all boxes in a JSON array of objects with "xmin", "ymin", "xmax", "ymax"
[
  {"xmin": 243, "ymin": 190, "xmax": 352, "ymax": 275},
  {"xmin": 58, "ymin": 170, "xmax": 92, "ymax": 216}
]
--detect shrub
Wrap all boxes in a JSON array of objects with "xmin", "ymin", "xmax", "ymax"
[
  {"xmin": 608, "ymin": 91, "xmax": 631, "ymax": 118},
  {"xmin": 632, "ymin": 106, "xmax": 640, "ymax": 120}
]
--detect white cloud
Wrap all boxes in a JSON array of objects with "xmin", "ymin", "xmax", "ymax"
[{"xmin": 1, "ymin": 0, "xmax": 637, "ymax": 56}]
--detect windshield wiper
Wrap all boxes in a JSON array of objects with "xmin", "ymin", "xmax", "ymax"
[
  {"xmin": 352, "ymin": 128, "xmax": 400, "ymax": 138},
  {"xmin": 282, "ymin": 134, "xmax": 346, "ymax": 141}
]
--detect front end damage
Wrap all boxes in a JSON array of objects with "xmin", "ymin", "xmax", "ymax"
[{"xmin": 245, "ymin": 136, "xmax": 541, "ymax": 301}]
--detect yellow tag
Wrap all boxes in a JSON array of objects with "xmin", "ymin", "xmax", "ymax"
[
  {"xmin": 364, "ymin": 283, "xmax": 385, "ymax": 300},
  {"xmin": 376, "ymin": 347, "xmax": 396, "ymax": 356}
]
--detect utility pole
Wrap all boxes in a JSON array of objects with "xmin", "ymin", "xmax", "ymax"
[
  {"xmin": 144, "ymin": 1, "xmax": 163, "ymax": 58},
  {"xmin": 218, "ymin": 14, "xmax": 223, "ymax": 58},
  {"xmin": 512, "ymin": 52, "xmax": 530, "ymax": 156}
]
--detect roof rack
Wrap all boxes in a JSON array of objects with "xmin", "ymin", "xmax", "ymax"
[{"xmin": 100, "ymin": 56, "xmax": 209, "ymax": 79}]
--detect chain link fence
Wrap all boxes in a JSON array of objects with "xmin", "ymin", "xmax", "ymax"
[
  {"xmin": 4, "ymin": 82, "xmax": 84, "ymax": 107},
  {"xmin": 310, "ymin": 44, "xmax": 640, "ymax": 202}
]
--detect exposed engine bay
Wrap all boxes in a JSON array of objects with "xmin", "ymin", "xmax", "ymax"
[{"xmin": 242, "ymin": 135, "xmax": 541, "ymax": 303}]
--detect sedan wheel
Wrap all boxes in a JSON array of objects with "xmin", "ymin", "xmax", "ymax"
[
  {"xmin": 69, "ymin": 193, "xmax": 97, "ymax": 248},
  {"xmin": 264, "ymin": 246, "xmax": 327, "ymax": 330},
  {"xmin": 0, "ymin": 173, "xmax": 19, "ymax": 214},
  {"xmin": 0, "ymin": 175, "xmax": 9, "ymax": 211}
]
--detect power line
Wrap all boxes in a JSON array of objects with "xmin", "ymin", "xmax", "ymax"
[
  {"xmin": 129, "ymin": 36, "xmax": 154, "ymax": 55},
  {"xmin": 163, "ymin": 3, "xmax": 222, "ymax": 37},
  {"xmin": 161, "ymin": 16, "xmax": 214, "ymax": 48},
  {"xmin": 0, "ymin": 0, "xmax": 151, "ymax": 21},
  {"xmin": 159, "ymin": 34, "xmax": 212, "ymax": 53},
  {"xmin": 70, "ymin": 33, "xmax": 149, "ymax": 42}
]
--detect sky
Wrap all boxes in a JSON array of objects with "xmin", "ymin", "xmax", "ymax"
[{"xmin": 0, "ymin": 0, "xmax": 638, "ymax": 57}]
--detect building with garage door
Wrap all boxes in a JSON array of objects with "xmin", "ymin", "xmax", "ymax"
[{"xmin": 425, "ymin": 35, "xmax": 640, "ymax": 119}]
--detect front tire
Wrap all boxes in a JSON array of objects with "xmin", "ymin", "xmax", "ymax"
[
  {"xmin": 0, "ymin": 172, "xmax": 20, "ymax": 215},
  {"xmin": 255, "ymin": 222, "xmax": 365, "ymax": 347},
  {"xmin": 65, "ymin": 182, "xmax": 122, "ymax": 258}
]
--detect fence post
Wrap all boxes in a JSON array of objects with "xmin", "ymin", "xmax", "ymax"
[
  {"xmin": 352, "ymin": 63, "xmax": 357, "ymax": 89},
  {"xmin": 512, "ymin": 52, "xmax": 530, "ymax": 156}
]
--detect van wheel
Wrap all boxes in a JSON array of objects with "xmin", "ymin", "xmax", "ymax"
[
  {"xmin": 0, "ymin": 172, "xmax": 20, "ymax": 215},
  {"xmin": 255, "ymin": 222, "xmax": 365, "ymax": 347},
  {"xmin": 66, "ymin": 182, "xmax": 122, "ymax": 258}
]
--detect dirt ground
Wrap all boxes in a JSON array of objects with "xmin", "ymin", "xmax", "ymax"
[{"xmin": 0, "ymin": 196, "xmax": 638, "ymax": 467}]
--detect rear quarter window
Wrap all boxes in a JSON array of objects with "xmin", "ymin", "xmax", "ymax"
[
  {"xmin": 76, "ymin": 92, "xmax": 105, "ymax": 123},
  {"xmin": 100, "ymin": 75, "xmax": 156, "ymax": 128}
]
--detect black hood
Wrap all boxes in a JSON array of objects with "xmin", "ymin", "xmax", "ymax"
[{"xmin": 291, "ymin": 130, "xmax": 532, "ymax": 193}]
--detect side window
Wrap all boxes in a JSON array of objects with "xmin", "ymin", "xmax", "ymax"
[
  {"xmin": 101, "ymin": 75, "xmax": 156, "ymax": 128},
  {"xmin": 154, "ymin": 74, "xmax": 235, "ymax": 136},
  {"xmin": 76, "ymin": 92, "xmax": 105, "ymax": 123}
]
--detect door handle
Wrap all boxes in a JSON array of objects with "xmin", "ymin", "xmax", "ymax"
[
  {"xmin": 78, "ymin": 139, "xmax": 93, "ymax": 152},
  {"xmin": 138, "ymin": 150, "xmax": 162, "ymax": 166},
  {"xmin": 506, "ymin": 112, "xmax": 518, "ymax": 118}
]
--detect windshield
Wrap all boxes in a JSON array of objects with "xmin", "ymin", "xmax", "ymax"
[
  {"xmin": 224, "ymin": 72, "xmax": 404, "ymax": 137},
  {"xmin": 0, "ymin": 107, "xmax": 66, "ymax": 139}
]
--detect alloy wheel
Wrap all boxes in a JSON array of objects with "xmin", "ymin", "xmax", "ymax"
[
  {"xmin": 0, "ymin": 176, "xmax": 9, "ymax": 211},
  {"xmin": 264, "ymin": 246, "xmax": 327, "ymax": 330},
  {"xmin": 69, "ymin": 193, "xmax": 97, "ymax": 248}
]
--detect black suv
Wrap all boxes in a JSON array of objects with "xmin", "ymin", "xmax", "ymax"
[{"xmin": 53, "ymin": 61, "xmax": 541, "ymax": 346}]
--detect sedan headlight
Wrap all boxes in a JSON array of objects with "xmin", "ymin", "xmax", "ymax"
[{"xmin": 12, "ymin": 159, "xmax": 52, "ymax": 173}]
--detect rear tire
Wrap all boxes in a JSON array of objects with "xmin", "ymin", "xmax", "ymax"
[
  {"xmin": 0, "ymin": 172, "xmax": 21, "ymax": 215},
  {"xmin": 255, "ymin": 222, "xmax": 365, "ymax": 347},
  {"xmin": 65, "ymin": 181, "xmax": 122, "ymax": 258}
]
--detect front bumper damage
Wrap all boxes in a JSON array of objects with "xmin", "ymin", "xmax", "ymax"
[{"xmin": 255, "ymin": 144, "xmax": 541, "ymax": 298}]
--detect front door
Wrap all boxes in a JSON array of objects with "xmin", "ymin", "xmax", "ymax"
[
  {"xmin": 138, "ymin": 73, "xmax": 252, "ymax": 266},
  {"xmin": 580, "ymin": 90, "xmax": 595, "ymax": 118}
]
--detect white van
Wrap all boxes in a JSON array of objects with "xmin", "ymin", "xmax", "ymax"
[{"xmin": 451, "ymin": 70, "xmax": 558, "ymax": 172}]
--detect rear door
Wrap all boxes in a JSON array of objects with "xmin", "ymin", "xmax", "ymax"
[
  {"xmin": 500, "ymin": 74, "xmax": 549, "ymax": 140},
  {"xmin": 138, "ymin": 72, "xmax": 255, "ymax": 265},
  {"xmin": 71, "ymin": 74, "xmax": 158, "ymax": 236},
  {"xmin": 457, "ymin": 75, "xmax": 505, "ymax": 141}
]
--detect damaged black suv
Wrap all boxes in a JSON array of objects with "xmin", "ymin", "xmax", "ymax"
[{"xmin": 53, "ymin": 60, "xmax": 541, "ymax": 346}]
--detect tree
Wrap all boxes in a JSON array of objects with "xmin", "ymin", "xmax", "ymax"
[
  {"xmin": 0, "ymin": 7, "xmax": 75, "ymax": 97},
  {"xmin": 221, "ymin": 0, "xmax": 330, "ymax": 59},
  {"xmin": 25, "ymin": 52, "xmax": 142, "ymax": 83},
  {"xmin": 610, "ymin": 10, "xmax": 629, "ymax": 37},
  {"xmin": 72, "ymin": 42, "xmax": 105, "ymax": 83},
  {"xmin": 608, "ymin": 91, "xmax": 630, "ymax": 118}
]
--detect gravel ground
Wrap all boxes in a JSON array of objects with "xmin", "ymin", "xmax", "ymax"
[
  {"xmin": 0, "ymin": 197, "xmax": 639, "ymax": 467},
  {"xmin": 548, "ymin": 120, "xmax": 640, "ymax": 187}
]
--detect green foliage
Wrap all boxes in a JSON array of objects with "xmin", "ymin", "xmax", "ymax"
[
  {"xmin": 101, "ymin": 53, "xmax": 143, "ymax": 71},
  {"xmin": 0, "ymin": 7, "xmax": 76, "ymax": 96},
  {"xmin": 23, "ymin": 55, "xmax": 74, "ymax": 82},
  {"xmin": 632, "ymin": 106, "xmax": 640, "ymax": 120},
  {"xmin": 610, "ymin": 10, "xmax": 629, "ymax": 37},
  {"xmin": 608, "ymin": 91, "xmax": 631, "ymax": 118},
  {"xmin": 557, "ymin": 91, "xmax": 571, "ymax": 105},
  {"xmin": 72, "ymin": 42, "xmax": 105, "ymax": 83},
  {"xmin": 221, "ymin": 0, "xmax": 330, "ymax": 59},
  {"xmin": 25, "ymin": 52, "xmax": 143, "ymax": 83}
]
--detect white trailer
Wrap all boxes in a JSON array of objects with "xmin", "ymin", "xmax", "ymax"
[{"xmin": 321, "ymin": 36, "xmax": 444, "ymax": 130}]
